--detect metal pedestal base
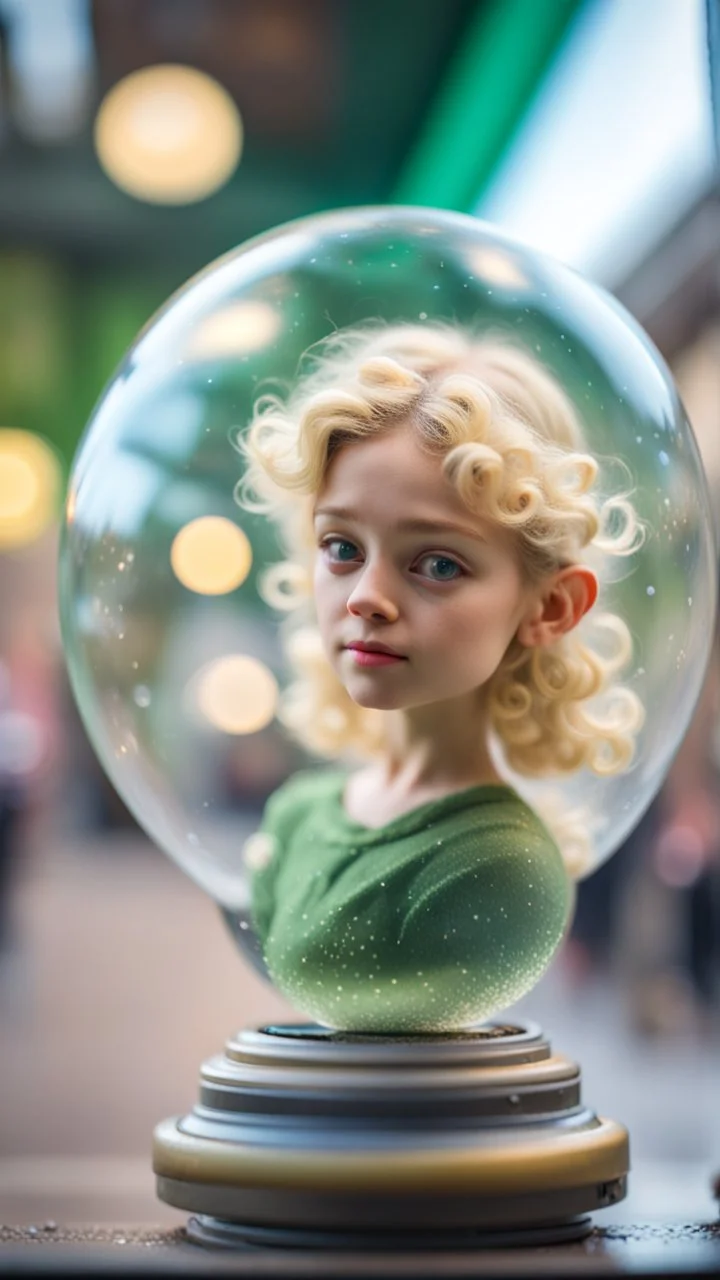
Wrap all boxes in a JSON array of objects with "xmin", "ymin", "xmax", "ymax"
[{"xmin": 153, "ymin": 1020, "xmax": 628, "ymax": 1250}]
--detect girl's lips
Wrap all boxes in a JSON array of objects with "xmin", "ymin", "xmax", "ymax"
[{"xmin": 346, "ymin": 648, "xmax": 406, "ymax": 667}]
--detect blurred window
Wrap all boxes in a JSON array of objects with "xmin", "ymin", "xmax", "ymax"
[{"xmin": 477, "ymin": 0, "xmax": 715, "ymax": 288}]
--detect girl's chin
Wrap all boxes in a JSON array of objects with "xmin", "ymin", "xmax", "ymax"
[
  {"xmin": 344, "ymin": 682, "xmax": 444, "ymax": 714},
  {"xmin": 343, "ymin": 678, "xmax": 493, "ymax": 715},
  {"xmin": 343, "ymin": 678, "xmax": 411, "ymax": 711},
  {"xmin": 347, "ymin": 691, "xmax": 407, "ymax": 710}
]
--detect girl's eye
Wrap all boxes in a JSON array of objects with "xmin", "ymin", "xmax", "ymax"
[
  {"xmin": 321, "ymin": 537, "xmax": 360, "ymax": 564},
  {"xmin": 319, "ymin": 539, "xmax": 464, "ymax": 581},
  {"xmin": 416, "ymin": 554, "xmax": 464, "ymax": 582}
]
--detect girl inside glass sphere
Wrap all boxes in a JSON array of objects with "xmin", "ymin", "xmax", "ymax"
[{"xmin": 235, "ymin": 323, "xmax": 643, "ymax": 1032}]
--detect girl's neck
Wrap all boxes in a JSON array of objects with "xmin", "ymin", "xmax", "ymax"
[
  {"xmin": 374, "ymin": 757, "xmax": 504, "ymax": 796},
  {"xmin": 343, "ymin": 760, "xmax": 505, "ymax": 831},
  {"xmin": 375, "ymin": 704, "xmax": 501, "ymax": 795}
]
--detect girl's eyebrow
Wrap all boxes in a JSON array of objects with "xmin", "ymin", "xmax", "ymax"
[{"xmin": 313, "ymin": 506, "xmax": 487, "ymax": 544}]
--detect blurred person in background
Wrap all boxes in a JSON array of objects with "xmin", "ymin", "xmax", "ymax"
[
  {"xmin": 613, "ymin": 627, "xmax": 720, "ymax": 1037},
  {"xmin": 0, "ymin": 533, "xmax": 61, "ymax": 967},
  {"xmin": 566, "ymin": 800, "xmax": 661, "ymax": 986},
  {"xmin": 567, "ymin": 624, "xmax": 720, "ymax": 1035},
  {"xmin": 0, "ymin": 659, "xmax": 42, "ymax": 959},
  {"xmin": 646, "ymin": 626, "xmax": 720, "ymax": 1031}
]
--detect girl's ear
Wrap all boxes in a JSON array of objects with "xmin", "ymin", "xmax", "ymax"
[{"xmin": 517, "ymin": 566, "xmax": 598, "ymax": 649}]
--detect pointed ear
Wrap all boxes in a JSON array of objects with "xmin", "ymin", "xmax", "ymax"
[{"xmin": 517, "ymin": 565, "xmax": 598, "ymax": 649}]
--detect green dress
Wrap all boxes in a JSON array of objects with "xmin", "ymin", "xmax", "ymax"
[{"xmin": 250, "ymin": 768, "xmax": 572, "ymax": 1033}]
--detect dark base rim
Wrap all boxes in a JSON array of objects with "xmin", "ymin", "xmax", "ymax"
[
  {"xmin": 185, "ymin": 1213, "xmax": 594, "ymax": 1252},
  {"xmin": 260, "ymin": 1021, "xmax": 530, "ymax": 1043}
]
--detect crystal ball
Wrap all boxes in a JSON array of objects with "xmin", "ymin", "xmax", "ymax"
[{"xmin": 59, "ymin": 206, "xmax": 716, "ymax": 1031}]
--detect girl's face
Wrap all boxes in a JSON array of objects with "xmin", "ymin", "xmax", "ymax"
[{"xmin": 312, "ymin": 423, "xmax": 537, "ymax": 714}]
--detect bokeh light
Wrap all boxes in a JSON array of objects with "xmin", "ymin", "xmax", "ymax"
[
  {"xmin": 0, "ymin": 428, "xmax": 61, "ymax": 549},
  {"xmin": 170, "ymin": 516, "xmax": 252, "ymax": 595},
  {"xmin": 187, "ymin": 301, "xmax": 282, "ymax": 359},
  {"xmin": 94, "ymin": 64, "xmax": 243, "ymax": 205},
  {"xmin": 193, "ymin": 655, "xmax": 278, "ymax": 735},
  {"xmin": 466, "ymin": 245, "xmax": 531, "ymax": 290}
]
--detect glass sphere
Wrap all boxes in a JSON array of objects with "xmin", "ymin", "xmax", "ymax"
[{"xmin": 59, "ymin": 206, "xmax": 716, "ymax": 1031}]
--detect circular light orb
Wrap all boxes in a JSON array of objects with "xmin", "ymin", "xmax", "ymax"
[
  {"xmin": 94, "ymin": 64, "xmax": 243, "ymax": 205},
  {"xmin": 171, "ymin": 516, "xmax": 252, "ymax": 595},
  {"xmin": 0, "ymin": 429, "xmax": 60, "ymax": 549},
  {"xmin": 194, "ymin": 655, "xmax": 278, "ymax": 735},
  {"xmin": 58, "ymin": 207, "xmax": 716, "ymax": 1031}
]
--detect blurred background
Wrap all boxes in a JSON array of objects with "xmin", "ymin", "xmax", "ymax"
[{"xmin": 0, "ymin": 0, "xmax": 719, "ymax": 1231}]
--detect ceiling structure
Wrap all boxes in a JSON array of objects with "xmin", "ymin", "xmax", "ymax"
[
  {"xmin": 7, "ymin": 0, "xmax": 715, "ymax": 474},
  {"xmin": 0, "ymin": 0, "xmax": 583, "ymax": 275}
]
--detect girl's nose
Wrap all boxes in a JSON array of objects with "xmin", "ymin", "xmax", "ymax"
[{"xmin": 346, "ymin": 562, "xmax": 400, "ymax": 623}]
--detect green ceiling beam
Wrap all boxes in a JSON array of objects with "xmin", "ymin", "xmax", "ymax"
[{"xmin": 392, "ymin": 0, "xmax": 586, "ymax": 211}]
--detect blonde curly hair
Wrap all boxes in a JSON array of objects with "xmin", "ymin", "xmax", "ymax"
[{"xmin": 236, "ymin": 323, "xmax": 644, "ymax": 853}]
